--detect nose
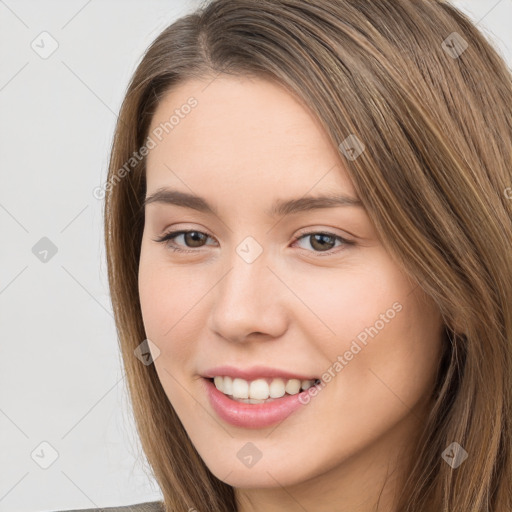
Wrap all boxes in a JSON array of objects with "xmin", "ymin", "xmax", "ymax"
[{"xmin": 207, "ymin": 246, "xmax": 289, "ymax": 344}]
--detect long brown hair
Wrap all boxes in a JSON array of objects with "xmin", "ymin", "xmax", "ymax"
[{"xmin": 104, "ymin": 1, "xmax": 512, "ymax": 510}]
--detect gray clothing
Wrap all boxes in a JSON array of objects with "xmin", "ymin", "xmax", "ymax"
[{"xmin": 53, "ymin": 500, "xmax": 163, "ymax": 512}]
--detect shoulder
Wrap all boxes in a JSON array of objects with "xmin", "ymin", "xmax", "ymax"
[{"xmin": 52, "ymin": 500, "xmax": 164, "ymax": 512}]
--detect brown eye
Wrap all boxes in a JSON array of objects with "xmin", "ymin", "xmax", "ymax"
[
  {"xmin": 308, "ymin": 233, "xmax": 336, "ymax": 251},
  {"xmin": 292, "ymin": 231, "xmax": 354, "ymax": 255},
  {"xmin": 154, "ymin": 230, "xmax": 214, "ymax": 253},
  {"xmin": 182, "ymin": 231, "xmax": 208, "ymax": 248}
]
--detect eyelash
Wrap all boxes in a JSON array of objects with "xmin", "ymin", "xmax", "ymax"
[{"xmin": 153, "ymin": 229, "xmax": 355, "ymax": 256}]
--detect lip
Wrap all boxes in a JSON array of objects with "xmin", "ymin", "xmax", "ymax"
[
  {"xmin": 202, "ymin": 365, "xmax": 318, "ymax": 381},
  {"xmin": 202, "ymin": 377, "xmax": 319, "ymax": 429}
]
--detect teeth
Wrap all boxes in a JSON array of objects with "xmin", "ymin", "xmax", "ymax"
[
  {"xmin": 223, "ymin": 376, "xmax": 233, "ymax": 395},
  {"xmin": 212, "ymin": 376, "xmax": 318, "ymax": 400},
  {"xmin": 270, "ymin": 378, "xmax": 286, "ymax": 398},
  {"xmin": 250, "ymin": 378, "xmax": 270, "ymax": 400},
  {"xmin": 232, "ymin": 378, "xmax": 249, "ymax": 399}
]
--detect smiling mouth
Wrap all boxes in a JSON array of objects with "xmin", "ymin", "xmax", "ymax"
[{"xmin": 205, "ymin": 376, "xmax": 321, "ymax": 404}]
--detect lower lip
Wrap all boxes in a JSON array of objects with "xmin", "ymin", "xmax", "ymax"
[{"xmin": 203, "ymin": 378, "xmax": 319, "ymax": 429}]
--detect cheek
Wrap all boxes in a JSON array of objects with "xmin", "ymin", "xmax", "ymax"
[
  {"xmin": 297, "ymin": 258, "xmax": 443, "ymax": 419},
  {"xmin": 292, "ymin": 263, "xmax": 398, "ymax": 345},
  {"xmin": 138, "ymin": 253, "xmax": 211, "ymax": 372},
  {"xmin": 138, "ymin": 259, "xmax": 199, "ymax": 414},
  {"xmin": 139, "ymin": 243, "xmax": 193, "ymax": 335},
  {"xmin": 336, "ymin": 303, "xmax": 443, "ymax": 446},
  {"xmin": 138, "ymin": 262, "xmax": 171, "ymax": 339}
]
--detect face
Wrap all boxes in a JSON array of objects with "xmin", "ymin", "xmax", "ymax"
[{"xmin": 138, "ymin": 75, "xmax": 444, "ymax": 497}]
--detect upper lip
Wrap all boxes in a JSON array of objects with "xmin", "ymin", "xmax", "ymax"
[{"xmin": 202, "ymin": 365, "xmax": 318, "ymax": 381}]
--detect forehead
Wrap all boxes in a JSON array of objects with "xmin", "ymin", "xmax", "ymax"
[{"xmin": 145, "ymin": 75, "xmax": 357, "ymax": 204}]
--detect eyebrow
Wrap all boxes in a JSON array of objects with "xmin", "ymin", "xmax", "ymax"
[{"xmin": 143, "ymin": 187, "xmax": 364, "ymax": 217}]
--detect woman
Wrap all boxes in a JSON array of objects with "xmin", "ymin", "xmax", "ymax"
[{"xmin": 72, "ymin": 0, "xmax": 512, "ymax": 510}]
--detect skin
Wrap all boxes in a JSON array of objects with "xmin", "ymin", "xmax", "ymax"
[{"xmin": 138, "ymin": 75, "xmax": 445, "ymax": 512}]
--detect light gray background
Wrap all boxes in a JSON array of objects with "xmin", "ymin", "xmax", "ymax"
[{"xmin": 0, "ymin": 1, "xmax": 510, "ymax": 511}]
